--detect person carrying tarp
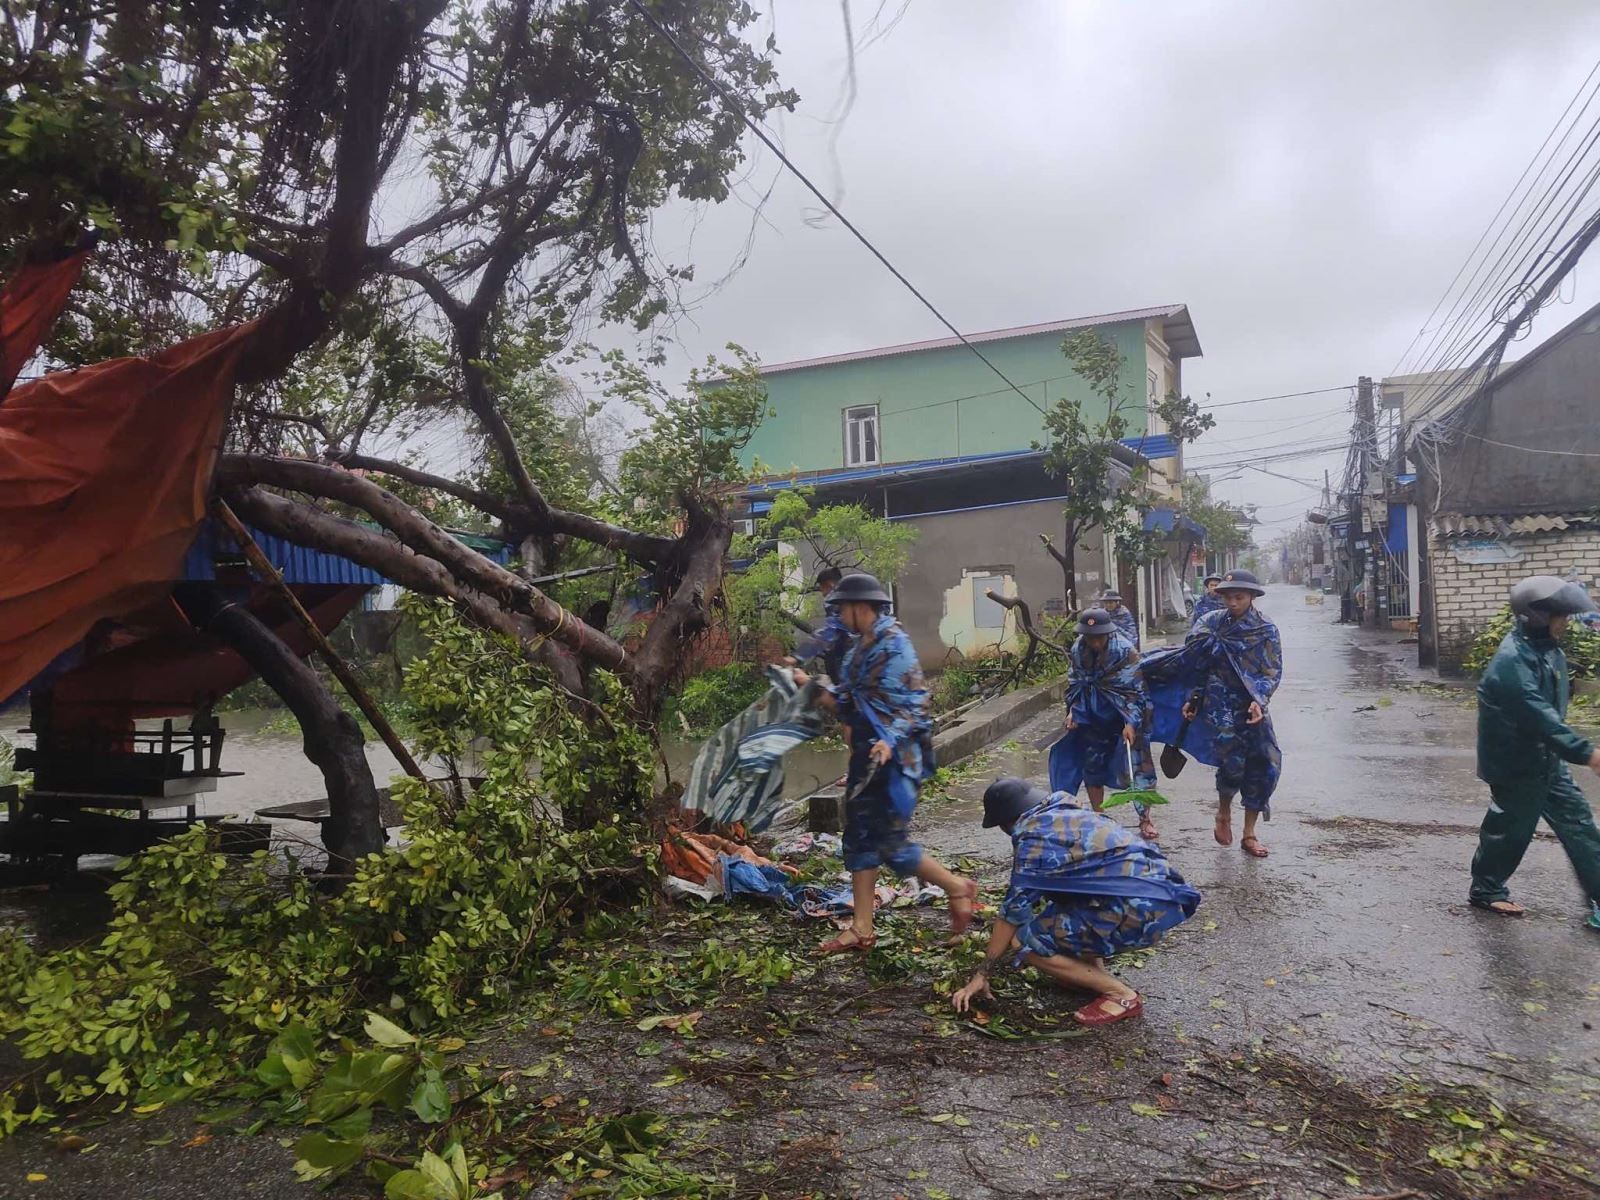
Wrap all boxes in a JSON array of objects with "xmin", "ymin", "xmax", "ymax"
[
  {"xmin": 1099, "ymin": 590, "xmax": 1139, "ymax": 648},
  {"xmin": 787, "ymin": 566, "xmax": 850, "ymax": 682},
  {"xmin": 1141, "ymin": 570, "xmax": 1283, "ymax": 858},
  {"xmin": 794, "ymin": 572, "xmax": 977, "ymax": 955},
  {"xmin": 1191, "ymin": 572, "xmax": 1226, "ymax": 627},
  {"xmin": 1469, "ymin": 575, "xmax": 1600, "ymax": 931},
  {"xmin": 950, "ymin": 777, "xmax": 1200, "ymax": 1027},
  {"xmin": 1047, "ymin": 607, "xmax": 1161, "ymax": 842}
]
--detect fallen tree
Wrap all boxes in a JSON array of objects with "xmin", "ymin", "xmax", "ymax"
[{"xmin": 4, "ymin": 1, "xmax": 795, "ymax": 846}]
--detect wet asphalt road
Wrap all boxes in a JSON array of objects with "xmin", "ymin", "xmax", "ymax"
[
  {"xmin": 927, "ymin": 592, "xmax": 1600, "ymax": 1136},
  {"xmin": 6, "ymin": 593, "xmax": 1600, "ymax": 1199}
]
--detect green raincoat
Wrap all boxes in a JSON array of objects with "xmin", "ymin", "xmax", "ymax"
[{"xmin": 1470, "ymin": 622, "xmax": 1600, "ymax": 908}]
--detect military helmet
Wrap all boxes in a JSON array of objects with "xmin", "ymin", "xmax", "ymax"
[
  {"xmin": 1075, "ymin": 607, "xmax": 1115, "ymax": 636},
  {"xmin": 982, "ymin": 776, "xmax": 1051, "ymax": 829},
  {"xmin": 831, "ymin": 572, "xmax": 892, "ymax": 606},
  {"xmin": 1509, "ymin": 575, "xmax": 1596, "ymax": 621},
  {"xmin": 1217, "ymin": 569, "xmax": 1266, "ymax": 596}
]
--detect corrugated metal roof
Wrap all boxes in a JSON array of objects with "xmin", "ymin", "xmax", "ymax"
[
  {"xmin": 181, "ymin": 518, "xmax": 513, "ymax": 585},
  {"xmin": 1120, "ymin": 432, "xmax": 1179, "ymax": 460},
  {"xmin": 743, "ymin": 448, "xmax": 1045, "ymax": 496},
  {"xmin": 754, "ymin": 304, "xmax": 1201, "ymax": 377},
  {"xmin": 1431, "ymin": 511, "xmax": 1600, "ymax": 539}
]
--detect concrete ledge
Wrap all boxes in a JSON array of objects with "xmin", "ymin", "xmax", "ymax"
[{"xmin": 932, "ymin": 675, "xmax": 1066, "ymax": 767}]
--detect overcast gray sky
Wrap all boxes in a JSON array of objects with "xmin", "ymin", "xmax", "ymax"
[{"xmin": 624, "ymin": 0, "xmax": 1600, "ymax": 539}]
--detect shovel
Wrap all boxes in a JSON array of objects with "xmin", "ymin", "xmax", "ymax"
[{"xmin": 1159, "ymin": 688, "xmax": 1206, "ymax": 780}]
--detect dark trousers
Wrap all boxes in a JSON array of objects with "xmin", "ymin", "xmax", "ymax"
[{"xmin": 1469, "ymin": 767, "xmax": 1600, "ymax": 906}]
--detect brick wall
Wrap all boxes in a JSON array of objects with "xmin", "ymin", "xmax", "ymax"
[{"xmin": 1429, "ymin": 527, "xmax": 1600, "ymax": 673}]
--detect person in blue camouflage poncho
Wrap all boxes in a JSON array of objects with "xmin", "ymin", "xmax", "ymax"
[
  {"xmin": 1047, "ymin": 608, "xmax": 1160, "ymax": 841},
  {"xmin": 1190, "ymin": 572, "xmax": 1226, "ymax": 627},
  {"xmin": 1099, "ymin": 590, "xmax": 1139, "ymax": 648},
  {"xmin": 1141, "ymin": 570, "xmax": 1283, "ymax": 858},
  {"xmin": 950, "ymin": 778, "xmax": 1200, "ymax": 1026},
  {"xmin": 795, "ymin": 573, "xmax": 977, "ymax": 955}
]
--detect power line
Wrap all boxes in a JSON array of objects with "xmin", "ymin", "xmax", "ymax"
[
  {"xmin": 627, "ymin": 0, "xmax": 1046, "ymax": 415},
  {"xmin": 1200, "ymin": 384, "xmax": 1351, "ymax": 411},
  {"xmin": 1392, "ymin": 59, "xmax": 1600, "ymax": 378},
  {"xmin": 1401, "ymin": 61, "xmax": 1600, "ymax": 397}
]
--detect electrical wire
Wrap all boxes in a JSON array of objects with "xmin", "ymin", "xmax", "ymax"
[
  {"xmin": 1393, "ymin": 60, "xmax": 1600, "ymax": 379},
  {"xmin": 626, "ymin": 0, "xmax": 1047, "ymax": 415},
  {"xmin": 1389, "ymin": 58, "xmax": 1600, "ymax": 378}
]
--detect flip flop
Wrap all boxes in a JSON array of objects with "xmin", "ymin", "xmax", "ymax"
[
  {"xmin": 818, "ymin": 928, "xmax": 877, "ymax": 955},
  {"xmin": 1213, "ymin": 815, "xmax": 1232, "ymax": 846},
  {"xmin": 1240, "ymin": 836, "xmax": 1268, "ymax": 858},
  {"xmin": 1469, "ymin": 898, "xmax": 1526, "ymax": 918},
  {"xmin": 1139, "ymin": 818, "xmax": 1160, "ymax": 841},
  {"xmin": 1073, "ymin": 992, "xmax": 1143, "ymax": 1026}
]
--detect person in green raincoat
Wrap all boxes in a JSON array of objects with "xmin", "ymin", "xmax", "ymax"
[{"xmin": 1469, "ymin": 575, "xmax": 1600, "ymax": 930}]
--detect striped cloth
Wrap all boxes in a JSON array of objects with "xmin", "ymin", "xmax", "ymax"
[{"xmin": 683, "ymin": 665, "xmax": 827, "ymax": 833}]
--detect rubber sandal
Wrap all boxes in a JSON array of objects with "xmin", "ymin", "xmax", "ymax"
[
  {"xmin": 1213, "ymin": 815, "xmax": 1232, "ymax": 846},
  {"xmin": 948, "ymin": 879, "xmax": 979, "ymax": 937},
  {"xmin": 818, "ymin": 928, "xmax": 877, "ymax": 955},
  {"xmin": 1073, "ymin": 992, "xmax": 1143, "ymax": 1026},
  {"xmin": 1469, "ymin": 898, "xmax": 1526, "ymax": 918},
  {"xmin": 1240, "ymin": 835, "xmax": 1268, "ymax": 858}
]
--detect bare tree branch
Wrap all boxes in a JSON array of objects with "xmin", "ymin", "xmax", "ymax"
[
  {"xmin": 218, "ymin": 455, "xmax": 629, "ymax": 671},
  {"xmin": 329, "ymin": 452, "xmax": 677, "ymax": 563}
]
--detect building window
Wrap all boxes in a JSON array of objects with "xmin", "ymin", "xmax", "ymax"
[
  {"xmin": 972, "ymin": 574, "xmax": 1007, "ymax": 628},
  {"xmin": 843, "ymin": 405, "xmax": 879, "ymax": 467}
]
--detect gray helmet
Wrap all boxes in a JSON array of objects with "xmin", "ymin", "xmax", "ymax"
[
  {"xmin": 982, "ymin": 776, "xmax": 1050, "ymax": 829},
  {"xmin": 831, "ymin": 572, "xmax": 892, "ymax": 606},
  {"xmin": 1509, "ymin": 575, "xmax": 1596, "ymax": 621},
  {"xmin": 1217, "ymin": 569, "xmax": 1266, "ymax": 596},
  {"xmin": 1075, "ymin": 607, "xmax": 1115, "ymax": 636}
]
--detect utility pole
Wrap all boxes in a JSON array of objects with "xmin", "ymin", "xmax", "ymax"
[{"xmin": 1353, "ymin": 376, "xmax": 1377, "ymax": 629}]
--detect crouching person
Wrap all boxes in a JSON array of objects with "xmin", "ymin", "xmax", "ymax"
[{"xmin": 951, "ymin": 778, "xmax": 1200, "ymax": 1026}]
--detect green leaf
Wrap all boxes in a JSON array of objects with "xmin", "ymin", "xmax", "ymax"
[
  {"xmin": 1129, "ymin": 1102, "xmax": 1165, "ymax": 1119},
  {"xmin": 292, "ymin": 1132, "xmax": 365, "ymax": 1181},
  {"xmin": 409, "ymin": 1071, "xmax": 450, "ymax": 1124},
  {"xmin": 384, "ymin": 1169, "xmax": 444, "ymax": 1200},
  {"xmin": 257, "ymin": 1025, "xmax": 318, "ymax": 1092},
  {"xmin": 364, "ymin": 1011, "xmax": 417, "ymax": 1048}
]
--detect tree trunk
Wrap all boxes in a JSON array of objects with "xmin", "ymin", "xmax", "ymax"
[
  {"xmin": 183, "ymin": 587, "xmax": 385, "ymax": 866},
  {"xmin": 1062, "ymin": 518, "xmax": 1079, "ymax": 612}
]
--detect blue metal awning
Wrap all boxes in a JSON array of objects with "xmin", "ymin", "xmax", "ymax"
[
  {"xmin": 1143, "ymin": 507, "xmax": 1205, "ymax": 540},
  {"xmin": 181, "ymin": 517, "xmax": 512, "ymax": 586},
  {"xmin": 1120, "ymin": 432, "xmax": 1179, "ymax": 460}
]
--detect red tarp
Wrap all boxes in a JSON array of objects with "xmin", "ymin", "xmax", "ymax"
[
  {"xmin": 0, "ymin": 321, "xmax": 255, "ymax": 707},
  {"xmin": 0, "ymin": 252, "xmax": 88, "ymax": 398}
]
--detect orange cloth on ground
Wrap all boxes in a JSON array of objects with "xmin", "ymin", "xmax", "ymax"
[
  {"xmin": 0, "ymin": 252, "xmax": 88, "ymax": 398},
  {"xmin": 0, "ymin": 322, "xmax": 256, "ymax": 706},
  {"xmin": 660, "ymin": 827, "xmax": 798, "ymax": 888}
]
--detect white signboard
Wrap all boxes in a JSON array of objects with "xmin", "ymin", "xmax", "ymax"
[{"xmin": 1450, "ymin": 538, "xmax": 1524, "ymax": 565}]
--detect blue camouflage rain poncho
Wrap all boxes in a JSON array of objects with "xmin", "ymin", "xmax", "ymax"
[
  {"xmin": 1141, "ymin": 606, "xmax": 1284, "ymax": 814},
  {"xmin": 1108, "ymin": 605, "xmax": 1139, "ymax": 647},
  {"xmin": 1001, "ymin": 792, "xmax": 1200, "ymax": 960},
  {"xmin": 1047, "ymin": 631, "xmax": 1156, "ymax": 803},
  {"xmin": 836, "ymin": 612, "xmax": 935, "ymax": 874},
  {"xmin": 1190, "ymin": 591, "xmax": 1226, "ymax": 627},
  {"xmin": 794, "ymin": 602, "xmax": 851, "ymax": 680}
]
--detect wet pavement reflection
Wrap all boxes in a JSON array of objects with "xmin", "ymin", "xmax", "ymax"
[{"xmin": 918, "ymin": 594, "xmax": 1600, "ymax": 1136}]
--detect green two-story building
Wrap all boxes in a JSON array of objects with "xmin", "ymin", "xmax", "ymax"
[{"xmin": 739, "ymin": 304, "xmax": 1205, "ymax": 661}]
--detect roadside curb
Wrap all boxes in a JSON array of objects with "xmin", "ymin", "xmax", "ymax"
[{"xmin": 931, "ymin": 675, "xmax": 1066, "ymax": 768}]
